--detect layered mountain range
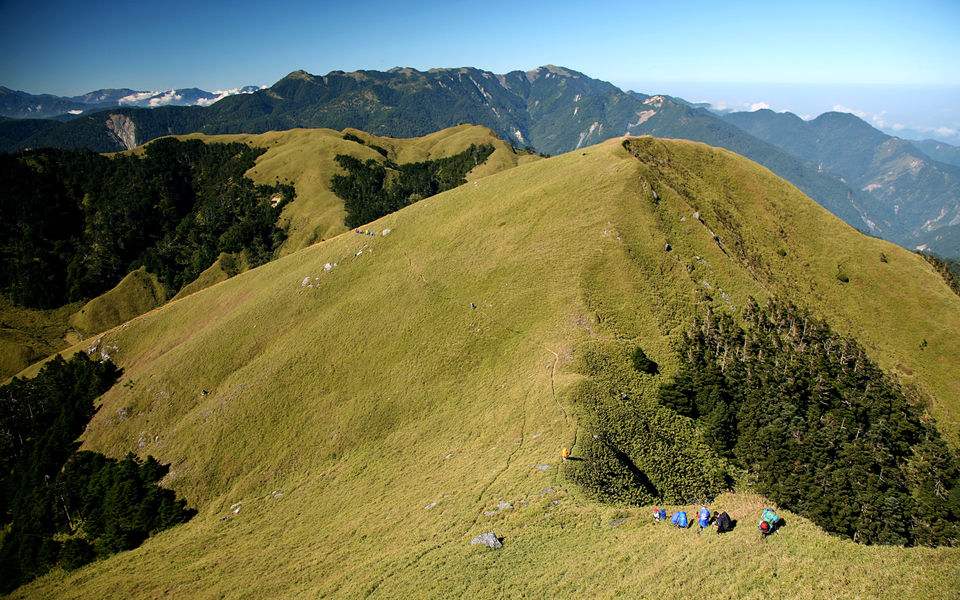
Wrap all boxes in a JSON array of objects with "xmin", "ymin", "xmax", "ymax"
[
  {"xmin": 0, "ymin": 85, "xmax": 260, "ymax": 119},
  {"xmin": 1, "ymin": 65, "xmax": 958, "ymax": 256}
]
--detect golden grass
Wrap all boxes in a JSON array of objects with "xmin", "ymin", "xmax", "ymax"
[
  {"xmin": 15, "ymin": 137, "xmax": 960, "ymax": 599},
  {"xmin": 68, "ymin": 267, "xmax": 166, "ymax": 337}
]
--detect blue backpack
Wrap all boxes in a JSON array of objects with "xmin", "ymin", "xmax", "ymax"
[
  {"xmin": 671, "ymin": 511, "xmax": 689, "ymax": 528},
  {"xmin": 698, "ymin": 507, "xmax": 711, "ymax": 528}
]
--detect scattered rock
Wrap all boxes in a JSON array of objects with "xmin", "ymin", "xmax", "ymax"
[
  {"xmin": 535, "ymin": 463, "xmax": 551, "ymax": 472},
  {"xmin": 497, "ymin": 500, "xmax": 513, "ymax": 511},
  {"xmin": 664, "ymin": 243, "xmax": 672, "ymax": 252},
  {"xmin": 270, "ymin": 490, "xmax": 284, "ymax": 499},
  {"xmin": 424, "ymin": 501, "xmax": 438, "ymax": 510},
  {"xmin": 693, "ymin": 210, "xmax": 702, "ymax": 222},
  {"xmin": 651, "ymin": 189, "xmax": 660, "ymax": 204},
  {"xmin": 301, "ymin": 276, "xmax": 312, "ymax": 288},
  {"xmin": 323, "ymin": 262, "xmax": 335, "ymax": 272},
  {"xmin": 230, "ymin": 502, "xmax": 241, "ymax": 514},
  {"xmin": 470, "ymin": 532, "xmax": 503, "ymax": 549},
  {"xmin": 540, "ymin": 487, "xmax": 555, "ymax": 496},
  {"xmin": 469, "ymin": 302, "xmax": 477, "ymax": 309},
  {"xmin": 609, "ymin": 517, "xmax": 629, "ymax": 528},
  {"xmin": 381, "ymin": 228, "xmax": 392, "ymax": 236},
  {"xmin": 116, "ymin": 407, "xmax": 130, "ymax": 420}
]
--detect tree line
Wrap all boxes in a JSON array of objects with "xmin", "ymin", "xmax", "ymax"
[
  {"xmin": 0, "ymin": 138, "xmax": 294, "ymax": 309},
  {"xmin": 330, "ymin": 143, "xmax": 495, "ymax": 228},
  {"xmin": 0, "ymin": 354, "xmax": 194, "ymax": 593},
  {"xmin": 658, "ymin": 298, "xmax": 960, "ymax": 546}
]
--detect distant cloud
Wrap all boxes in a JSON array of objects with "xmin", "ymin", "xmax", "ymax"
[
  {"xmin": 748, "ymin": 102, "xmax": 770, "ymax": 111},
  {"xmin": 933, "ymin": 126, "xmax": 958, "ymax": 138},
  {"xmin": 148, "ymin": 90, "xmax": 183, "ymax": 107},
  {"xmin": 118, "ymin": 91, "xmax": 155, "ymax": 104},
  {"xmin": 194, "ymin": 87, "xmax": 258, "ymax": 107},
  {"xmin": 831, "ymin": 104, "xmax": 867, "ymax": 119}
]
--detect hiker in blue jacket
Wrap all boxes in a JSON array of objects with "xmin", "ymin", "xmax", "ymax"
[
  {"xmin": 670, "ymin": 510, "xmax": 689, "ymax": 528},
  {"xmin": 697, "ymin": 505, "xmax": 711, "ymax": 533}
]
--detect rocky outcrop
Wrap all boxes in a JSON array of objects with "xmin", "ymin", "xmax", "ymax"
[{"xmin": 105, "ymin": 113, "xmax": 137, "ymax": 149}]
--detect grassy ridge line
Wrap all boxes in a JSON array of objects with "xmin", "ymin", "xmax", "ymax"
[
  {"xmin": 14, "ymin": 138, "xmax": 960, "ymax": 598},
  {"xmin": 172, "ymin": 125, "xmax": 534, "ymax": 256},
  {"xmin": 0, "ymin": 125, "xmax": 526, "ymax": 380}
]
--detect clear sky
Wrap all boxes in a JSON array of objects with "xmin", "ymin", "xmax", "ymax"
[{"xmin": 1, "ymin": 0, "xmax": 958, "ymax": 140}]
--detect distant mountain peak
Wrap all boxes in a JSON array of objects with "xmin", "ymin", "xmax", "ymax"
[{"xmin": 283, "ymin": 69, "xmax": 316, "ymax": 82}]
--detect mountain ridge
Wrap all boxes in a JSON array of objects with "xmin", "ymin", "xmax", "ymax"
[
  {"xmin": 724, "ymin": 108, "xmax": 960, "ymax": 255},
  {"xmin": 12, "ymin": 135, "xmax": 960, "ymax": 598}
]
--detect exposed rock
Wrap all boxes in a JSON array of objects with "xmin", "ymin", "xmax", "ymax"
[
  {"xmin": 424, "ymin": 501, "xmax": 438, "ymax": 510},
  {"xmin": 664, "ymin": 243, "xmax": 672, "ymax": 252},
  {"xmin": 497, "ymin": 500, "xmax": 513, "ymax": 511},
  {"xmin": 301, "ymin": 276, "xmax": 312, "ymax": 288},
  {"xmin": 105, "ymin": 113, "xmax": 137, "ymax": 150},
  {"xmin": 381, "ymin": 228, "xmax": 392, "ymax": 236},
  {"xmin": 470, "ymin": 532, "xmax": 502, "ymax": 549},
  {"xmin": 323, "ymin": 262, "xmax": 335, "ymax": 272},
  {"xmin": 535, "ymin": 463, "xmax": 551, "ymax": 472}
]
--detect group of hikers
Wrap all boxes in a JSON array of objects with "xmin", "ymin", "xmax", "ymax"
[{"xmin": 651, "ymin": 505, "xmax": 783, "ymax": 537}]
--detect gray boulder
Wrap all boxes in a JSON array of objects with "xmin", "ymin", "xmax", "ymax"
[{"xmin": 470, "ymin": 532, "xmax": 503, "ymax": 549}]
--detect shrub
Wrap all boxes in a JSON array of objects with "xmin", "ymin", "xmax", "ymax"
[{"xmin": 566, "ymin": 340, "xmax": 728, "ymax": 505}]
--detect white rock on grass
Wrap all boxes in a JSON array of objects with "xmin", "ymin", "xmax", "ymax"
[{"xmin": 470, "ymin": 532, "xmax": 502, "ymax": 549}]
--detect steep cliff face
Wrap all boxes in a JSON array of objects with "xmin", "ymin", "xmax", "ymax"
[{"xmin": 105, "ymin": 113, "xmax": 137, "ymax": 149}]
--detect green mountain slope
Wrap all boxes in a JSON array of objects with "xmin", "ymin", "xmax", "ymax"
[
  {"xmin": 724, "ymin": 109, "xmax": 960, "ymax": 256},
  {"xmin": 913, "ymin": 138, "xmax": 960, "ymax": 168},
  {"xmin": 14, "ymin": 137, "xmax": 960, "ymax": 599},
  {"xmin": 0, "ymin": 125, "xmax": 529, "ymax": 379},
  {"xmin": 0, "ymin": 66, "xmax": 885, "ymax": 256}
]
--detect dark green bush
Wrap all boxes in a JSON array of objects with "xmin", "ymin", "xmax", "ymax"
[
  {"xmin": 566, "ymin": 340, "xmax": 728, "ymax": 505},
  {"xmin": 630, "ymin": 346, "xmax": 659, "ymax": 374}
]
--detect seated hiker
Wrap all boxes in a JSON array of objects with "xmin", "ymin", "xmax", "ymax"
[
  {"xmin": 561, "ymin": 447, "xmax": 571, "ymax": 461},
  {"xmin": 715, "ymin": 511, "xmax": 733, "ymax": 534},
  {"xmin": 758, "ymin": 508, "xmax": 781, "ymax": 537},
  {"xmin": 670, "ymin": 510, "xmax": 689, "ymax": 528},
  {"xmin": 652, "ymin": 506, "xmax": 667, "ymax": 522},
  {"xmin": 697, "ymin": 505, "xmax": 711, "ymax": 532}
]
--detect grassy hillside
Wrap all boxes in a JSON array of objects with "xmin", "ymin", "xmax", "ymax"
[
  {"xmin": 0, "ymin": 297, "xmax": 81, "ymax": 378},
  {"xmin": 0, "ymin": 125, "xmax": 528, "ymax": 380},
  {"xmin": 15, "ymin": 136, "xmax": 960, "ymax": 598},
  {"xmin": 68, "ymin": 267, "xmax": 166, "ymax": 336},
  {"xmin": 169, "ymin": 125, "xmax": 537, "ymax": 255}
]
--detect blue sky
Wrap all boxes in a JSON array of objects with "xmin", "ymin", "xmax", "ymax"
[{"xmin": 1, "ymin": 0, "xmax": 959, "ymax": 141}]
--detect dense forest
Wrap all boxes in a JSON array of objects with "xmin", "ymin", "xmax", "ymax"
[
  {"xmin": 330, "ymin": 143, "xmax": 494, "ymax": 228},
  {"xmin": 0, "ymin": 138, "xmax": 294, "ymax": 309},
  {"xmin": 0, "ymin": 354, "xmax": 194, "ymax": 592},
  {"xmin": 657, "ymin": 299, "xmax": 960, "ymax": 546}
]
